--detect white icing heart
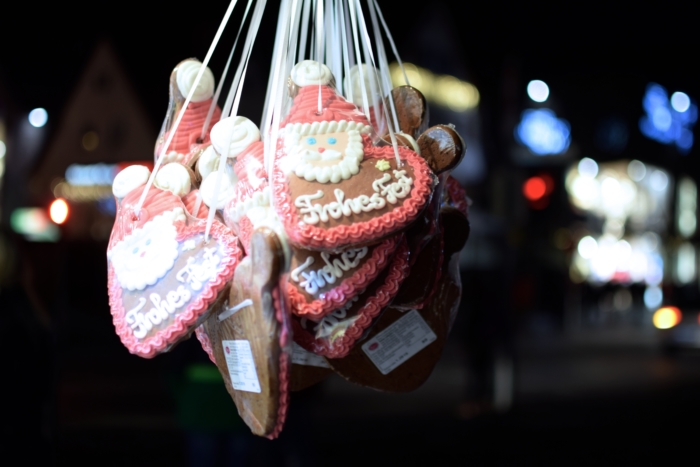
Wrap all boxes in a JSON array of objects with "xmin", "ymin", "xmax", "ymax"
[
  {"xmin": 176, "ymin": 60, "xmax": 215, "ymax": 102},
  {"xmin": 108, "ymin": 209, "xmax": 184, "ymax": 291},
  {"xmin": 197, "ymin": 145, "xmax": 220, "ymax": 179},
  {"xmin": 291, "ymin": 60, "xmax": 333, "ymax": 87},
  {"xmin": 113, "ymin": 165, "xmax": 151, "ymax": 199},
  {"xmin": 344, "ymin": 64, "xmax": 380, "ymax": 106},
  {"xmin": 200, "ymin": 171, "xmax": 237, "ymax": 210},
  {"xmin": 154, "ymin": 163, "xmax": 192, "ymax": 197},
  {"xmin": 210, "ymin": 116, "xmax": 261, "ymax": 159}
]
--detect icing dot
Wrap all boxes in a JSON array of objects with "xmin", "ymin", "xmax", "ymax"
[
  {"xmin": 327, "ymin": 137, "xmax": 337, "ymax": 144},
  {"xmin": 132, "ymin": 247, "xmax": 139, "ymax": 254},
  {"xmin": 306, "ymin": 137, "xmax": 317, "ymax": 145},
  {"xmin": 146, "ymin": 239, "xmax": 151, "ymax": 246}
]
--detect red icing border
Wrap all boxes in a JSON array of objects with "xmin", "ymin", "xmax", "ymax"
[
  {"xmin": 292, "ymin": 237, "xmax": 410, "ymax": 358},
  {"xmin": 273, "ymin": 135, "xmax": 435, "ymax": 250},
  {"xmin": 267, "ymin": 285, "xmax": 290, "ymax": 440},
  {"xmin": 195, "ymin": 325, "xmax": 216, "ymax": 364},
  {"xmin": 287, "ymin": 235, "xmax": 400, "ymax": 318},
  {"xmin": 108, "ymin": 219, "xmax": 241, "ymax": 359}
]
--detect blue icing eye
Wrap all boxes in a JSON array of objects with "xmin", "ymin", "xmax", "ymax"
[
  {"xmin": 327, "ymin": 137, "xmax": 337, "ymax": 144},
  {"xmin": 132, "ymin": 247, "xmax": 139, "ymax": 254},
  {"xmin": 306, "ymin": 137, "xmax": 317, "ymax": 145},
  {"xmin": 146, "ymin": 239, "xmax": 151, "ymax": 246}
]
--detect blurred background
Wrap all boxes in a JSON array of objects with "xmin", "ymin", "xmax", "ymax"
[{"xmin": 2, "ymin": 0, "xmax": 700, "ymax": 464}]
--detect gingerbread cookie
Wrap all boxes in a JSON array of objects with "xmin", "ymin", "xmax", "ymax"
[{"xmin": 203, "ymin": 228, "xmax": 290, "ymax": 439}]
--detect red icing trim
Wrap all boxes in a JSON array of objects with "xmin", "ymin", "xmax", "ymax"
[
  {"xmin": 166, "ymin": 99, "xmax": 222, "ymax": 155},
  {"xmin": 287, "ymin": 235, "xmax": 400, "ymax": 318},
  {"xmin": 108, "ymin": 219, "xmax": 241, "ymax": 359},
  {"xmin": 183, "ymin": 190, "xmax": 210, "ymax": 219},
  {"xmin": 273, "ymin": 135, "xmax": 435, "ymax": 250},
  {"xmin": 195, "ymin": 325, "xmax": 216, "ymax": 364},
  {"xmin": 267, "ymin": 285, "xmax": 290, "ymax": 440},
  {"xmin": 292, "ymin": 237, "xmax": 410, "ymax": 358},
  {"xmin": 445, "ymin": 176, "xmax": 468, "ymax": 216}
]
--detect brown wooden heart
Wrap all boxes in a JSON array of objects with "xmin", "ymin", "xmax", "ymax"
[{"xmin": 203, "ymin": 227, "xmax": 290, "ymax": 439}]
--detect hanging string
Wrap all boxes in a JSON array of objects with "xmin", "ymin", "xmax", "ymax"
[
  {"xmin": 371, "ymin": 0, "xmax": 409, "ymax": 86},
  {"xmin": 298, "ymin": 0, "xmax": 311, "ymax": 61},
  {"xmin": 338, "ymin": 0, "xmax": 353, "ymax": 103},
  {"xmin": 201, "ymin": 0, "xmax": 255, "ymax": 141},
  {"xmin": 315, "ymin": 0, "xmax": 324, "ymax": 114},
  {"xmin": 367, "ymin": 0, "xmax": 399, "ymax": 133},
  {"xmin": 134, "ymin": 0, "xmax": 240, "ymax": 218},
  {"xmin": 346, "ymin": 0, "xmax": 371, "ymax": 122}
]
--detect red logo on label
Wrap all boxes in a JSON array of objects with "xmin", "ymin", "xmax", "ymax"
[
  {"xmin": 225, "ymin": 346, "xmax": 230, "ymax": 354},
  {"xmin": 368, "ymin": 342, "xmax": 379, "ymax": 351}
]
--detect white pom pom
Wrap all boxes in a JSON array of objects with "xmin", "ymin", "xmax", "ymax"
[
  {"xmin": 291, "ymin": 60, "xmax": 333, "ymax": 87},
  {"xmin": 154, "ymin": 163, "xmax": 191, "ymax": 197},
  {"xmin": 112, "ymin": 165, "xmax": 150, "ymax": 198},
  {"xmin": 176, "ymin": 60, "xmax": 215, "ymax": 102},
  {"xmin": 210, "ymin": 116, "xmax": 261, "ymax": 158}
]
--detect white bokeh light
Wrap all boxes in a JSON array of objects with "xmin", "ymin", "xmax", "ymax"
[
  {"xmin": 671, "ymin": 92, "xmax": 691, "ymax": 113},
  {"xmin": 527, "ymin": 80, "xmax": 550, "ymax": 103},
  {"xmin": 627, "ymin": 160, "xmax": 647, "ymax": 181},
  {"xmin": 644, "ymin": 286, "xmax": 663, "ymax": 309},
  {"xmin": 578, "ymin": 236, "xmax": 598, "ymax": 259},
  {"xmin": 578, "ymin": 158, "xmax": 598, "ymax": 178},
  {"xmin": 28, "ymin": 108, "xmax": 48, "ymax": 128}
]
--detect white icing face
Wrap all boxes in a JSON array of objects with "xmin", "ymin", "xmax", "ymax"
[
  {"xmin": 200, "ymin": 171, "xmax": 237, "ymax": 210},
  {"xmin": 154, "ymin": 163, "xmax": 192, "ymax": 197},
  {"xmin": 176, "ymin": 60, "xmax": 215, "ymax": 103},
  {"xmin": 291, "ymin": 60, "xmax": 333, "ymax": 87},
  {"xmin": 344, "ymin": 64, "xmax": 380, "ymax": 106},
  {"xmin": 210, "ymin": 116, "xmax": 261, "ymax": 159},
  {"xmin": 109, "ymin": 211, "xmax": 181, "ymax": 291},
  {"xmin": 113, "ymin": 165, "xmax": 151, "ymax": 199},
  {"xmin": 282, "ymin": 129, "xmax": 364, "ymax": 184},
  {"xmin": 197, "ymin": 145, "xmax": 219, "ymax": 180}
]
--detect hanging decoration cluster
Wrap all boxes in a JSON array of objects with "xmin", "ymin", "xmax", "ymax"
[{"xmin": 105, "ymin": 0, "xmax": 470, "ymax": 439}]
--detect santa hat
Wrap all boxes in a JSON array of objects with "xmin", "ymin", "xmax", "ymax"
[{"xmin": 281, "ymin": 60, "xmax": 371, "ymax": 133}]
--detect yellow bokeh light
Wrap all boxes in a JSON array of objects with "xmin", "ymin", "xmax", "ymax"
[
  {"xmin": 389, "ymin": 62, "xmax": 479, "ymax": 111},
  {"xmin": 653, "ymin": 306, "xmax": 682, "ymax": 329}
]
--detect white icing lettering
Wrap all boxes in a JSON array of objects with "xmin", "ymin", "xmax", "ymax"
[
  {"xmin": 176, "ymin": 247, "xmax": 221, "ymax": 290},
  {"xmin": 292, "ymin": 247, "xmax": 368, "ymax": 295}
]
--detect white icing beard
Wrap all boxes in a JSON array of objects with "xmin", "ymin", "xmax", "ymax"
[
  {"xmin": 200, "ymin": 170, "xmax": 237, "ymax": 210},
  {"xmin": 109, "ymin": 209, "xmax": 185, "ymax": 291},
  {"xmin": 154, "ymin": 163, "xmax": 192, "ymax": 197},
  {"xmin": 344, "ymin": 64, "xmax": 380, "ymax": 106},
  {"xmin": 294, "ymin": 169, "xmax": 414, "ymax": 225},
  {"xmin": 176, "ymin": 60, "xmax": 215, "ymax": 102},
  {"xmin": 291, "ymin": 60, "xmax": 333, "ymax": 87},
  {"xmin": 197, "ymin": 146, "xmax": 219, "ymax": 180},
  {"xmin": 232, "ymin": 186, "xmax": 271, "ymax": 222},
  {"xmin": 210, "ymin": 116, "xmax": 261, "ymax": 159},
  {"xmin": 113, "ymin": 165, "xmax": 151, "ymax": 199}
]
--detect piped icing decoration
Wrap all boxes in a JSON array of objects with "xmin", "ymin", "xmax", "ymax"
[
  {"xmin": 154, "ymin": 163, "xmax": 192, "ymax": 197},
  {"xmin": 343, "ymin": 63, "xmax": 380, "ymax": 106},
  {"xmin": 292, "ymin": 236, "xmax": 410, "ymax": 358},
  {"xmin": 176, "ymin": 59, "xmax": 215, "ymax": 103},
  {"xmin": 288, "ymin": 235, "xmax": 400, "ymax": 318},
  {"xmin": 375, "ymin": 160, "xmax": 390, "ymax": 171},
  {"xmin": 210, "ymin": 116, "xmax": 261, "ymax": 159},
  {"xmin": 113, "ymin": 165, "xmax": 150, "ymax": 199},
  {"xmin": 290, "ymin": 60, "xmax": 333, "ymax": 87},
  {"xmin": 108, "ymin": 214, "xmax": 241, "ymax": 358},
  {"xmin": 197, "ymin": 145, "xmax": 220, "ymax": 180},
  {"xmin": 200, "ymin": 171, "xmax": 236, "ymax": 210}
]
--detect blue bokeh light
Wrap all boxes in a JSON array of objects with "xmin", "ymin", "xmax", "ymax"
[
  {"xmin": 639, "ymin": 83, "xmax": 697, "ymax": 154},
  {"xmin": 515, "ymin": 109, "xmax": 571, "ymax": 155}
]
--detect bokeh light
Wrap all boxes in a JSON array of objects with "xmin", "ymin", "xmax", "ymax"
[
  {"xmin": 50, "ymin": 198, "xmax": 69, "ymax": 224},
  {"xmin": 28, "ymin": 108, "xmax": 48, "ymax": 128},
  {"xmin": 527, "ymin": 80, "xmax": 549, "ymax": 103},
  {"xmin": 523, "ymin": 176, "xmax": 547, "ymax": 201},
  {"xmin": 653, "ymin": 306, "xmax": 682, "ymax": 330}
]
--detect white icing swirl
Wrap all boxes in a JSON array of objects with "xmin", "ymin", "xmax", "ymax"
[
  {"xmin": 197, "ymin": 145, "xmax": 220, "ymax": 179},
  {"xmin": 232, "ymin": 186, "xmax": 271, "ymax": 222},
  {"xmin": 210, "ymin": 116, "xmax": 261, "ymax": 158},
  {"xmin": 154, "ymin": 163, "xmax": 192, "ymax": 197},
  {"xmin": 281, "ymin": 119, "xmax": 371, "ymax": 135},
  {"xmin": 113, "ymin": 165, "xmax": 151, "ymax": 199},
  {"xmin": 108, "ymin": 209, "xmax": 184, "ymax": 291},
  {"xmin": 290, "ymin": 60, "xmax": 333, "ymax": 87},
  {"xmin": 344, "ymin": 64, "xmax": 380, "ymax": 106},
  {"xmin": 200, "ymin": 172, "xmax": 236, "ymax": 210},
  {"xmin": 176, "ymin": 60, "xmax": 215, "ymax": 102}
]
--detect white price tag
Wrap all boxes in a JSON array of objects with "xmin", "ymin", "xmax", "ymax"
[
  {"xmin": 222, "ymin": 340, "xmax": 261, "ymax": 393},
  {"xmin": 361, "ymin": 309, "xmax": 436, "ymax": 375},
  {"xmin": 292, "ymin": 342, "xmax": 330, "ymax": 368}
]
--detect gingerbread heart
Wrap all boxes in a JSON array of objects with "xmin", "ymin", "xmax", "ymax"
[
  {"xmin": 203, "ymin": 227, "xmax": 291, "ymax": 439},
  {"xmin": 155, "ymin": 59, "xmax": 222, "ymax": 166},
  {"xmin": 107, "ymin": 208, "xmax": 240, "ymax": 358},
  {"xmin": 289, "ymin": 342, "xmax": 333, "ymax": 392},
  {"xmin": 271, "ymin": 61, "xmax": 436, "ymax": 251},
  {"xmin": 288, "ymin": 235, "xmax": 400, "ymax": 318},
  {"xmin": 292, "ymin": 237, "xmax": 410, "ymax": 358}
]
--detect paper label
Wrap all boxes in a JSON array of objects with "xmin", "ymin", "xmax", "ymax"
[
  {"xmin": 222, "ymin": 340, "xmax": 261, "ymax": 393},
  {"xmin": 292, "ymin": 342, "xmax": 330, "ymax": 368},
  {"xmin": 361, "ymin": 309, "xmax": 436, "ymax": 375}
]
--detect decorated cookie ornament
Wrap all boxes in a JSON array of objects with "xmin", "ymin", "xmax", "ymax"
[
  {"xmin": 292, "ymin": 236, "xmax": 410, "ymax": 358},
  {"xmin": 156, "ymin": 59, "xmax": 222, "ymax": 166},
  {"xmin": 203, "ymin": 227, "xmax": 291, "ymax": 438},
  {"xmin": 272, "ymin": 60, "xmax": 436, "ymax": 251}
]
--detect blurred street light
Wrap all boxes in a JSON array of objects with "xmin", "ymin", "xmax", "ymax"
[{"xmin": 28, "ymin": 108, "xmax": 48, "ymax": 128}]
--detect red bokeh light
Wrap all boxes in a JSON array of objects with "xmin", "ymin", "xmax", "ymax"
[{"xmin": 523, "ymin": 176, "xmax": 547, "ymax": 201}]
